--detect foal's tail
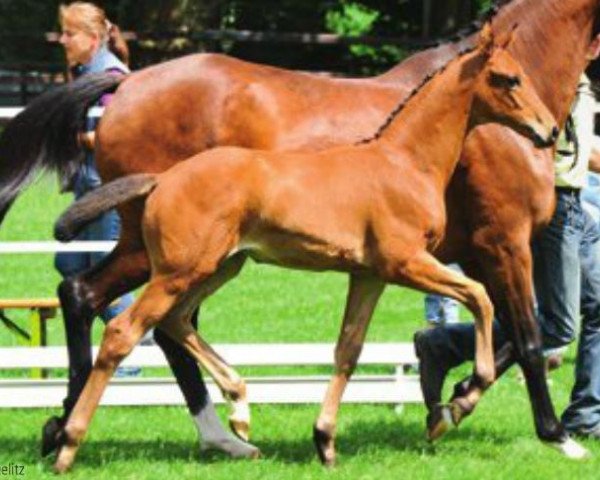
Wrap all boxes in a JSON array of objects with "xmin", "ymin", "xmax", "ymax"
[
  {"xmin": 0, "ymin": 72, "xmax": 126, "ymax": 226},
  {"xmin": 54, "ymin": 173, "xmax": 158, "ymax": 242}
]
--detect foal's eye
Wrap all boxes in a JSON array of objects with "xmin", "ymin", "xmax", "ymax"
[
  {"xmin": 506, "ymin": 76, "xmax": 521, "ymax": 89},
  {"xmin": 489, "ymin": 72, "xmax": 521, "ymax": 90}
]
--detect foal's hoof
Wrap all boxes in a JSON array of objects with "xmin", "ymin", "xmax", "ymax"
[
  {"xmin": 53, "ymin": 430, "xmax": 81, "ymax": 474},
  {"xmin": 313, "ymin": 425, "xmax": 336, "ymax": 467},
  {"xmin": 41, "ymin": 416, "xmax": 65, "ymax": 457},
  {"xmin": 53, "ymin": 446, "xmax": 76, "ymax": 475},
  {"xmin": 545, "ymin": 437, "xmax": 590, "ymax": 460},
  {"xmin": 229, "ymin": 418, "xmax": 250, "ymax": 442},
  {"xmin": 426, "ymin": 404, "xmax": 458, "ymax": 441}
]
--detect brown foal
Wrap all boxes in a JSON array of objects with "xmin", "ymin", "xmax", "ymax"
[{"xmin": 52, "ymin": 27, "xmax": 557, "ymax": 472}]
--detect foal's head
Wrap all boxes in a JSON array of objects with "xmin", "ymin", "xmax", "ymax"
[{"xmin": 471, "ymin": 24, "xmax": 559, "ymax": 148}]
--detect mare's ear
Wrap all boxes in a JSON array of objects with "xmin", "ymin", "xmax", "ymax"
[
  {"xmin": 478, "ymin": 22, "xmax": 495, "ymax": 54},
  {"xmin": 495, "ymin": 23, "xmax": 518, "ymax": 50}
]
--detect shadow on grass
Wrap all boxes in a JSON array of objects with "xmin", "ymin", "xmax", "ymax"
[
  {"xmin": 249, "ymin": 416, "xmax": 430, "ymax": 464},
  {"xmin": 0, "ymin": 413, "xmax": 522, "ymax": 472}
]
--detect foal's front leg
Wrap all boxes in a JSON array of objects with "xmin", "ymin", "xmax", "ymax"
[
  {"xmin": 384, "ymin": 251, "xmax": 496, "ymax": 438},
  {"xmin": 314, "ymin": 274, "xmax": 385, "ymax": 466}
]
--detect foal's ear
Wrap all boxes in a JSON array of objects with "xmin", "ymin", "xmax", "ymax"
[
  {"xmin": 478, "ymin": 22, "xmax": 495, "ymax": 54},
  {"xmin": 496, "ymin": 23, "xmax": 518, "ymax": 50}
]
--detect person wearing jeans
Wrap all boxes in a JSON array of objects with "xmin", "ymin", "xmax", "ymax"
[
  {"xmin": 44, "ymin": 2, "xmax": 258, "ymax": 460},
  {"xmin": 425, "ymin": 264, "xmax": 462, "ymax": 326},
  {"xmin": 414, "ymin": 71, "xmax": 600, "ymax": 438},
  {"xmin": 54, "ymin": 2, "xmax": 139, "ymax": 376}
]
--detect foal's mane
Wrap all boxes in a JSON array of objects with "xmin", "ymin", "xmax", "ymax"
[
  {"xmin": 358, "ymin": 44, "xmax": 477, "ymax": 145},
  {"xmin": 359, "ymin": 0, "xmax": 518, "ymax": 145}
]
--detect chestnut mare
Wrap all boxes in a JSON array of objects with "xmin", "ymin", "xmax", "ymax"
[
  {"xmin": 0, "ymin": 0, "xmax": 596, "ymax": 460},
  {"xmin": 50, "ymin": 29, "xmax": 557, "ymax": 472}
]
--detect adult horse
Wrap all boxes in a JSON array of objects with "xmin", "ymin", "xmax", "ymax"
[
  {"xmin": 51, "ymin": 28, "xmax": 557, "ymax": 472},
  {"xmin": 0, "ymin": 0, "xmax": 596, "ymax": 460}
]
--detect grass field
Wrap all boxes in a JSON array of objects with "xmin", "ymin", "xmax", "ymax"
[{"xmin": 0, "ymin": 179, "xmax": 600, "ymax": 479}]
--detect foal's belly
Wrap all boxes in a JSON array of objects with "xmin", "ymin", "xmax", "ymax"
[{"xmin": 236, "ymin": 233, "xmax": 369, "ymax": 273}]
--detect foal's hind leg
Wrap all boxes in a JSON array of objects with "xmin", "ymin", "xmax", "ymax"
[
  {"xmin": 314, "ymin": 274, "xmax": 385, "ymax": 466},
  {"xmin": 158, "ymin": 315, "xmax": 260, "ymax": 459},
  {"xmin": 159, "ymin": 316, "xmax": 252, "ymax": 441},
  {"xmin": 164, "ymin": 253, "xmax": 252, "ymax": 442},
  {"xmin": 54, "ymin": 278, "xmax": 182, "ymax": 473}
]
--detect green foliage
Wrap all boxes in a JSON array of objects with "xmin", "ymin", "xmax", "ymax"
[
  {"xmin": 325, "ymin": 2, "xmax": 379, "ymax": 37},
  {"xmin": 325, "ymin": 2, "xmax": 405, "ymax": 74},
  {"xmin": 0, "ymin": 1, "xmax": 494, "ymax": 75},
  {"xmin": 476, "ymin": 0, "xmax": 495, "ymax": 10}
]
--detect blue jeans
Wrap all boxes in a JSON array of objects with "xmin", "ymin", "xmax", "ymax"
[
  {"xmin": 532, "ymin": 190, "xmax": 600, "ymax": 433},
  {"xmin": 425, "ymin": 295, "xmax": 460, "ymax": 325},
  {"xmin": 55, "ymin": 207, "xmax": 134, "ymax": 323},
  {"xmin": 419, "ymin": 190, "xmax": 600, "ymax": 434},
  {"xmin": 425, "ymin": 265, "xmax": 461, "ymax": 325}
]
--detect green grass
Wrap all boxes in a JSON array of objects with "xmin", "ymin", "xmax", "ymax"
[{"xmin": 1, "ymin": 179, "xmax": 600, "ymax": 478}]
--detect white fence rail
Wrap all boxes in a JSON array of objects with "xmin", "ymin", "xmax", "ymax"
[
  {"xmin": 0, "ymin": 343, "xmax": 421, "ymax": 408},
  {"xmin": 0, "ymin": 241, "xmax": 115, "ymax": 253},
  {"xmin": 0, "ymin": 240, "xmax": 422, "ymax": 408},
  {"xmin": 0, "ymin": 106, "xmax": 104, "ymax": 121}
]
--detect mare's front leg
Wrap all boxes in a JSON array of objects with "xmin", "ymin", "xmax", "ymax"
[
  {"xmin": 428, "ymin": 238, "xmax": 587, "ymax": 458},
  {"xmin": 313, "ymin": 274, "xmax": 385, "ymax": 466}
]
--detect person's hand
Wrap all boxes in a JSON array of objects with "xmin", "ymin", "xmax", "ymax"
[{"xmin": 77, "ymin": 131, "xmax": 95, "ymax": 151}]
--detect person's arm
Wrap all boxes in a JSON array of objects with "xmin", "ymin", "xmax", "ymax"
[
  {"xmin": 77, "ymin": 131, "xmax": 95, "ymax": 151},
  {"xmin": 590, "ymin": 147, "xmax": 600, "ymax": 174}
]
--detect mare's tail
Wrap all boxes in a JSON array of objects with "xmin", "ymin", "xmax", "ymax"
[
  {"xmin": 0, "ymin": 72, "xmax": 126, "ymax": 225},
  {"xmin": 54, "ymin": 173, "xmax": 158, "ymax": 242}
]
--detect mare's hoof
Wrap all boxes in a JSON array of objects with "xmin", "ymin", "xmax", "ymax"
[
  {"xmin": 313, "ymin": 425, "xmax": 336, "ymax": 467},
  {"xmin": 41, "ymin": 416, "xmax": 65, "ymax": 457},
  {"xmin": 201, "ymin": 437, "xmax": 261, "ymax": 459},
  {"xmin": 229, "ymin": 418, "xmax": 250, "ymax": 442},
  {"xmin": 545, "ymin": 437, "xmax": 590, "ymax": 460},
  {"xmin": 426, "ymin": 404, "xmax": 458, "ymax": 441}
]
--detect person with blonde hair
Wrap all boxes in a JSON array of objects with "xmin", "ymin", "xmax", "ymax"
[{"xmin": 44, "ymin": 2, "xmax": 259, "ymax": 462}]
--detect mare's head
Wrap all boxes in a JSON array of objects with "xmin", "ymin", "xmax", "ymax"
[{"xmin": 471, "ymin": 24, "xmax": 559, "ymax": 148}]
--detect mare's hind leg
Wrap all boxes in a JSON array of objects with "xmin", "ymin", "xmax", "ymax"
[
  {"xmin": 42, "ymin": 241, "xmax": 151, "ymax": 457},
  {"xmin": 45, "ymin": 240, "xmax": 245, "ymax": 456},
  {"xmin": 313, "ymin": 274, "xmax": 385, "ymax": 466},
  {"xmin": 57, "ymin": 240, "xmax": 149, "ymax": 410},
  {"xmin": 54, "ymin": 277, "xmax": 183, "ymax": 473}
]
